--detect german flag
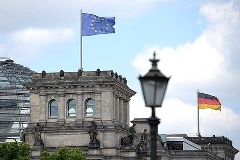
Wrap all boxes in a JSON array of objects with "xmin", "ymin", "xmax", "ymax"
[{"xmin": 198, "ymin": 92, "xmax": 221, "ymax": 110}]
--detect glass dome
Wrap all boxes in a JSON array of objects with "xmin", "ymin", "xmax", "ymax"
[{"xmin": 0, "ymin": 57, "xmax": 34, "ymax": 142}]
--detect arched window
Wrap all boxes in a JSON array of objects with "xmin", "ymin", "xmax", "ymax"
[
  {"xmin": 49, "ymin": 99, "xmax": 58, "ymax": 117},
  {"xmin": 85, "ymin": 98, "xmax": 94, "ymax": 116},
  {"xmin": 67, "ymin": 99, "xmax": 76, "ymax": 117}
]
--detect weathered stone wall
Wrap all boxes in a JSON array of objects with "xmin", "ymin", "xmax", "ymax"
[{"xmin": 30, "ymin": 94, "xmax": 40, "ymax": 123}]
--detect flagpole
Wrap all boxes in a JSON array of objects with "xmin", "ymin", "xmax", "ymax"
[
  {"xmin": 197, "ymin": 89, "xmax": 200, "ymax": 137},
  {"xmin": 80, "ymin": 9, "xmax": 83, "ymax": 70}
]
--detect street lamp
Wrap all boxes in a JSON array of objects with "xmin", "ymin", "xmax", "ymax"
[{"xmin": 138, "ymin": 52, "xmax": 170, "ymax": 160}]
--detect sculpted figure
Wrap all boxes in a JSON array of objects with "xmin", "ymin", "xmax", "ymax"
[
  {"xmin": 33, "ymin": 123, "xmax": 44, "ymax": 146},
  {"xmin": 120, "ymin": 124, "xmax": 136, "ymax": 147},
  {"xmin": 88, "ymin": 121, "xmax": 98, "ymax": 143},
  {"xmin": 128, "ymin": 124, "xmax": 136, "ymax": 146},
  {"xmin": 137, "ymin": 129, "xmax": 148, "ymax": 152}
]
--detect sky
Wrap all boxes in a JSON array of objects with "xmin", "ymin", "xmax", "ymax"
[{"xmin": 0, "ymin": 0, "xmax": 239, "ymax": 158}]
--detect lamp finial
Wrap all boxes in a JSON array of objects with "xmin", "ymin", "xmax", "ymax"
[{"xmin": 150, "ymin": 52, "xmax": 159, "ymax": 71}]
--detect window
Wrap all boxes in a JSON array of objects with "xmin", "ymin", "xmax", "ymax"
[
  {"xmin": 67, "ymin": 99, "xmax": 76, "ymax": 117},
  {"xmin": 85, "ymin": 98, "xmax": 94, "ymax": 116},
  {"xmin": 49, "ymin": 99, "xmax": 58, "ymax": 117}
]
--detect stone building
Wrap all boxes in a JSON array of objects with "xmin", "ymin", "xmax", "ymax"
[
  {"xmin": 23, "ymin": 69, "xmax": 239, "ymax": 160},
  {"xmin": 24, "ymin": 69, "xmax": 138, "ymax": 159},
  {"xmin": 187, "ymin": 135, "xmax": 239, "ymax": 160}
]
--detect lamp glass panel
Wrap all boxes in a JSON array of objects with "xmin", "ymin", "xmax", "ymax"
[
  {"xmin": 155, "ymin": 80, "xmax": 168, "ymax": 106},
  {"xmin": 141, "ymin": 78, "xmax": 168, "ymax": 107}
]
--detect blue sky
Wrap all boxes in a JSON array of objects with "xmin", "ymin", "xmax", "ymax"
[{"xmin": 0, "ymin": 0, "xmax": 239, "ymax": 158}]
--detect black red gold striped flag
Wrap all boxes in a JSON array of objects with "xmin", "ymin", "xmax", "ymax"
[{"xmin": 198, "ymin": 92, "xmax": 221, "ymax": 110}]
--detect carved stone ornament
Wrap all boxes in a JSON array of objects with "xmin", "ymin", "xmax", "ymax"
[
  {"xmin": 123, "ymin": 78, "xmax": 127, "ymax": 84},
  {"xmin": 110, "ymin": 70, "xmax": 114, "ymax": 77},
  {"xmin": 120, "ymin": 124, "xmax": 136, "ymax": 148},
  {"xmin": 88, "ymin": 121, "xmax": 100, "ymax": 148},
  {"xmin": 32, "ymin": 123, "xmax": 44, "ymax": 147},
  {"xmin": 42, "ymin": 70, "xmax": 46, "ymax": 78},
  {"xmin": 60, "ymin": 70, "xmax": 64, "ymax": 77},
  {"xmin": 78, "ymin": 69, "xmax": 83, "ymax": 76},
  {"xmin": 115, "ymin": 72, "xmax": 118, "ymax": 78},
  {"xmin": 136, "ymin": 129, "xmax": 148, "ymax": 152},
  {"xmin": 119, "ymin": 75, "xmax": 122, "ymax": 82},
  {"xmin": 96, "ymin": 69, "xmax": 100, "ymax": 76}
]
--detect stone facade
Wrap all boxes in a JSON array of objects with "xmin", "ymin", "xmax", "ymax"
[
  {"xmin": 23, "ymin": 69, "xmax": 238, "ymax": 160},
  {"xmin": 24, "ymin": 70, "xmax": 138, "ymax": 159}
]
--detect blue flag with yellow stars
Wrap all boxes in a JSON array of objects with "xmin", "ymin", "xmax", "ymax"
[{"xmin": 82, "ymin": 13, "xmax": 115, "ymax": 36}]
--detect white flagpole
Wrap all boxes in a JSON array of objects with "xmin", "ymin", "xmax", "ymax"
[
  {"xmin": 197, "ymin": 89, "xmax": 200, "ymax": 137},
  {"xmin": 80, "ymin": 9, "xmax": 83, "ymax": 70}
]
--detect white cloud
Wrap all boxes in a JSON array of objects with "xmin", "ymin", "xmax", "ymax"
[
  {"xmin": 133, "ymin": 35, "xmax": 225, "ymax": 83},
  {"xmin": 133, "ymin": 0, "xmax": 240, "ymax": 99},
  {"xmin": 0, "ymin": 28, "xmax": 74, "ymax": 62},
  {"xmin": 133, "ymin": 0, "xmax": 240, "ymax": 88},
  {"xmin": 0, "ymin": 0, "xmax": 169, "ymax": 63},
  {"xmin": 130, "ymin": 95, "xmax": 151, "ymax": 120},
  {"xmin": 200, "ymin": 107, "xmax": 240, "ymax": 134},
  {"xmin": 200, "ymin": 1, "xmax": 240, "ymax": 54},
  {"xmin": 9, "ymin": 28, "xmax": 74, "ymax": 46},
  {"xmin": 0, "ymin": 0, "xmax": 168, "ymax": 32}
]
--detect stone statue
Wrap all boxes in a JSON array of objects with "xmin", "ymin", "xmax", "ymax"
[
  {"xmin": 88, "ymin": 121, "xmax": 98, "ymax": 143},
  {"xmin": 120, "ymin": 124, "xmax": 136, "ymax": 147},
  {"xmin": 128, "ymin": 124, "xmax": 136, "ymax": 146},
  {"xmin": 88, "ymin": 121, "xmax": 100, "ymax": 148},
  {"xmin": 78, "ymin": 69, "xmax": 83, "ymax": 76},
  {"xmin": 32, "ymin": 123, "xmax": 44, "ymax": 147},
  {"xmin": 96, "ymin": 69, "xmax": 101, "ymax": 76},
  {"xmin": 136, "ymin": 129, "xmax": 148, "ymax": 152},
  {"xmin": 41, "ymin": 70, "xmax": 46, "ymax": 78},
  {"xmin": 60, "ymin": 70, "xmax": 64, "ymax": 77},
  {"xmin": 20, "ymin": 131, "xmax": 25, "ymax": 142}
]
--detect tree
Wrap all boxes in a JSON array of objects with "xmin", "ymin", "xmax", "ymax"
[
  {"xmin": 0, "ymin": 141, "xmax": 30, "ymax": 160},
  {"xmin": 40, "ymin": 147, "xmax": 86, "ymax": 160}
]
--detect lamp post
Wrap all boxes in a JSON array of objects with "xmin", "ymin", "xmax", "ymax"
[{"xmin": 138, "ymin": 52, "xmax": 170, "ymax": 160}]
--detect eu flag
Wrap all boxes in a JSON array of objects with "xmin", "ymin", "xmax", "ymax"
[{"xmin": 82, "ymin": 13, "xmax": 115, "ymax": 36}]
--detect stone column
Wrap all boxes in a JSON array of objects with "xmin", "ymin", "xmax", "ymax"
[
  {"xmin": 76, "ymin": 92, "xmax": 83, "ymax": 123},
  {"xmin": 119, "ymin": 98, "xmax": 123, "ymax": 124},
  {"xmin": 39, "ymin": 93, "xmax": 47, "ymax": 122},
  {"xmin": 94, "ymin": 92, "xmax": 101, "ymax": 119},
  {"xmin": 58, "ymin": 94, "xmax": 65, "ymax": 122},
  {"xmin": 123, "ymin": 100, "xmax": 129, "ymax": 125},
  {"xmin": 115, "ymin": 96, "xmax": 119, "ymax": 122},
  {"xmin": 82, "ymin": 93, "xmax": 88, "ymax": 117},
  {"xmin": 112, "ymin": 95, "xmax": 116, "ymax": 120},
  {"xmin": 30, "ymin": 94, "xmax": 40, "ymax": 123},
  {"xmin": 126, "ymin": 101, "xmax": 130, "ymax": 125}
]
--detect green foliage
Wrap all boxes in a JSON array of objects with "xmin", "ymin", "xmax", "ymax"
[
  {"xmin": 0, "ymin": 141, "xmax": 30, "ymax": 160},
  {"xmin": 40, "ymin": 147, "xmax": 86, "ymax": 160}
]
